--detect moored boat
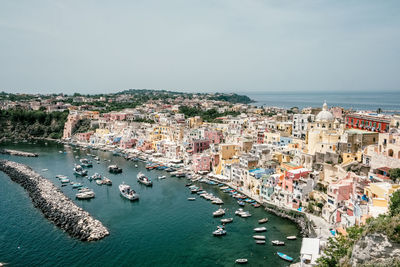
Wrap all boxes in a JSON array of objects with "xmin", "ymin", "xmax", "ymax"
[
  {"xmin": 108, "ymin": 165, "xmax": 122, "ymax": 174},
  {"xmin": 255, "ymin": 240, "xmax": 265, "ymax": 244},
  {"xmin": 287, "ymin": 235, "xmax": 297, "ymax": 240},
  {"xmin": 221, "ymin": 218, "xmax": 233, "ymax": 223},
  {"xmin": 213, "ymin": 227, "xmax": 227, "ymax": 236},
  {"xmin": 74, "ymin": 165, "xmax": 88, "ymax": 176},
  {"xmin": 254, "ymin": 227, "xmax": 267, "ymax": 232},
  {"xmin": 235, "ymin": 259, "xmax": 248, "ymax": 264},
  {"xmin": 253, "ymin": 235, "xmax": 266, "ymax": 240},
  {"xmin": 137, "ymin": 172, "xmax": 153, "ymax": 186},
  {"xmin": 187, "ymin": 197, "xmax": 196, "ymax": 201},
  {"xmin": 76, "ymin": 191, "xmax": 95, "ymax": 199},
  {"xmin": 277, "ymin": 252, "xmax": 293, "ymax": 262},
  {"xmin": 271, "ymin": 240, "xmax": 285, "ymax": 246},
  {"xmin": 80, "ymin": 158, "xmax": 93, "ymax": 167},
  {"xmin": 119, "ymin": 183, "xmax": 139, "ymax": 200},
  {"xmin": 213, "ymin": 208, "xmax": 225, "ymax": 217},
  {"xmin": 258, "ymin": 218, "xmax": 269, "ymax": 224}
]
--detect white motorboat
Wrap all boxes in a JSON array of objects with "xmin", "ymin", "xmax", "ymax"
[
  {"xmin": 158, "ymin": 175, "xmax": 166, "ymax": 179},
  {"xmin": 102, "ymin": 177, "xmax": 112, "ymax": 185},
  {"xmin": 119, "ymin": 183, "xmax": 139, "ymax": 200},
  {"xmin": 271, "ymin": 240, "xmax": 285, "ymax": 246},
  {"xmin": 212, "ymin": 198, "xmax": 224, "ymax": 205},
  {"xmin": 287, "ymin": 236, "xmax": 297, "ymax": 240},
  {"xmin": 253, "ymin": 235, "xmax": 266, "ymax": 240},
  {"xmin": 108, "ymin": 165, "xmax": 122, "ymax": 173},
  {"xmin": 221, "ymin": 218, "xmax": 233, "ymax": 224},
  {"xmin": 235, "ymin": 259, "xmax": 248, "ymax": 264},
  {"xmin": 254, "ymin": 227, "xmax": 267, "ymax": 232},
  {"xmin": 258, "ymin": 218, "xmax": 269, "ymax": 224},
  {"xmin": 213, "ymin": 228, "xmax": 227, "ymax": 236},
  {"xmin": 96, "ymin": 179, "xmax": 103, "ymax": 185},
  {"xmin": 137, "ymin": 172, "xmax": 153, "ymax": 186},
  {"xmin": 235, "ymin": 208, "xmax": 244, "ymax": 215},
  {"xmin": 80, "ymin": 158, "xmax": 93, "ymax": 167},
  {"xmin": 240, "ymin": 211, "xmax": 251, "ymax": 218},
  {"xmin": 76, "ymin": 191, "xmax": 95, "ymax": 199},
  {"xmin": 135, "ymin": 164, "xmax": 138, "ymax": 168},
  {"xmin": 74, "ymin": 165, "xmax": 88, "ymax": 176},
  {"xmin": 213, "ymin": 208, "xmax": 225, "ymax": 217},
  {"xmin": 256, "ymin": 240, "xmax": 266, "ymax": 244},
  {"xmin": 187, "ymin": 197, "xmax": 196, "ymax": 201}
]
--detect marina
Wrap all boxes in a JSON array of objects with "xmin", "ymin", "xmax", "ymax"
[{"xmin": 0, "ymin": 141, "xmax": 301, "ymax": 266}]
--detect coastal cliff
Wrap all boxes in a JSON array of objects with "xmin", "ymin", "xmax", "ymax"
[{"xmin": 0, "ymin": 160, "xmax": 109, "ymax": 241}]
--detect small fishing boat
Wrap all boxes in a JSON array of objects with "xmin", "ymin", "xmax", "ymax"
[
  {"xmin": 235, "ymin": 208, "xmax": 244, "ymax": 215},
  {"xmin": 253, "ymin": 235, "xmax": 266, "ymax": 240},
  {"xmin": 108, "ymin": 165, "xmax": 122, "ymax": 174},
  {"xmin": 256, "ymin": 240, "xmax": 265, "ymax": 244},
  {"xmin": 213, "ymin": 228, "xmax": 227, "ymax": 236},
  {"xmin": 119, "ymin": 183, "xmax": 139, "ymax": 200},
  {"xmin": 240, "ymin": 211, "xmax": 251, "ymax": 218},
  {"xmin": 212, "ymin": 198, "xmax": 224, "ymax": 205},
  {"xmin": 254, "ymin": 227, "xmax": 267, "ymax": 232},
  {"xmin": 191, "ymin": 188, "xmax": 199, "ymax": 193},
  {"xmin": 213, "ymin": 208, "xmax": 225, "ymax": 217},
  {"xmin": 96, "ymin": 179, "xmax": 103, "ymax": 185},
  {"xmin": 258, "ymin": 218, "xmax": 269, "ymax": 224},
  {"xmin": 42, "ymin": 169, "xmax": 48, "ymax": 172},
  {"xmin": 91, "ymin": 173, "xmax": 102, "ymax": 180},
  {"xmin": 60, "ymin": 178, "xmax": 70, "ymax": 184},
  {"xmin": 76, "ymin": 191, "xmax": 95, "ymax": 199},
  {"xmin": 102, "ymin": 177, "xmax": 112, "ymax": 185},
  {"xmin": 74, "ymin": 165, "xmax": 88, "ymax": 176},
  {"xmin": 187, "ymin": 197, "xmax": 196, "ymax": 201},
  {"xmin": 271, "ymin": 240, "xmax": 285, "ymax": 246},
  {"xmin": 137, "ymin": 172, "xmax": 153, "ymax": 186},
  {"xmin": 135, "ymin": 164, "xmax": 138, "ymax": 168},
  {"xmin": 286, "ymin": 236, "xmax": 297, "ymax": 240},
  {"xmin": 277, "ymin": 252, "xmax": 293, "ymax": 262},
  {"xmin": 80, "ymin": 158, "xmax": 93, "ymax": 167},
  {"xmin": 72, "ymin": 183, "xmax": 83, "ymax": 188},
  {"xmin": 235, "ymin": 259, "xmax": 248, "ymax": 264},
  {"xmin": 237, "ymin": 201, "xmax": 245, "ymax": 206},
  {"xmin": 185, "ymin": 183, "xmax": 193, "ymax": 187},
  {"xmin": 221, "ymin": 218, "xmax": 233, "ymax": 223},
  {"xmin": 158, "ymin": 175, "xmax": 166, "ymax": 179},
  {"xmin": 252, "ymin": 203, "xmax": 261, "ymax": 208}
]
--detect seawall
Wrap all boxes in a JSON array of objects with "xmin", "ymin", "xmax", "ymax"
[
  {"xmin": 0, "ymin": 159, "xmax": 109, "ymax": 241},
  {"xmin": 0, "ymin": 149, "xmax": 38, "ymax": 157}
]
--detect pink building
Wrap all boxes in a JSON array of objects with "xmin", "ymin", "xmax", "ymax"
[
  {"xmin": 282, "ymin": 168, "xmax": 310, "ymax": 193},
  {"xmin": 120, "ymin": 139, "xmax": 137, "ymax": 149},
  {"xmin": 192, "ymin": 154, "xmax": 211, "ymax": 173},
  {"xmin": 192, "ymin": 139, "xmax": 210, "ymax": 154},
  {"xmin": 204, "ymin": 130, "xmax": 224, "ymax": 144},
  {"xmin": 76, "ymin": 131, "xmax": 94, "ymax": 142}
]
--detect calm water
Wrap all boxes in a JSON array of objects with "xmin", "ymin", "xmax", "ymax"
[
  {"xmin": 0, "ymin": 141, "xmax": 301, "ymax": 267},
  {"xmin": 245, "ymin": 91, "xmax": 400, "ymax": 112}
]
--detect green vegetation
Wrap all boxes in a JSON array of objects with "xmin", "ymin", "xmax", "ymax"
[
  {"xmin": 316, "ymin": 226, "xmax": 363, "ymax": 267},
  {"xmin": 389, "ymin": 168, "xmax": 400, "ymax": 183},
  {"xmin": 209, "ymin": 93, "xmax": 254, "ymax": 104},
  {"xmin": 317, "ymin": 191, "xmax": 400, "ymax": 266},
  {"xmin": 0, "ymin": 109, "xmax": 68, "ymax": 139},
  {"xmin": 179, "ymin": 106, "xmax": 240, "ymax": 122}
]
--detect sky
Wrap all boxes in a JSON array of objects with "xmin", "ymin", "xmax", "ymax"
[{"xmin": 0, "ymin": 0, "xmax": 399, "ymax": 95}]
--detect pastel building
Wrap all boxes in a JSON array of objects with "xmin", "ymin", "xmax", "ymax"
[{"xmin": 192, "ymin": 154, "xmax": 212, "ymax": 173}]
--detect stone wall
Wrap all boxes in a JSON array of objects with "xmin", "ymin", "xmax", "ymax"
[{"xmin": 0, "ymin": 160, "xmax": 109, "ymax": 241}]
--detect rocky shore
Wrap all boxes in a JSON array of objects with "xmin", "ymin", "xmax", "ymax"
[
  {"xmin": 264, "ymin": 204, "xmax": 316, "ymax": 237},
  {"xmin": 0, "ymin": 149, "xmax": 38, "ymax": 157},
  {"xmin": 0, "ymin": 159, "xmax": 109, "ymax": 241}
]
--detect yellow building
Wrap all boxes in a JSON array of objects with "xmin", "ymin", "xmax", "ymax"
[
  {"xmin": 188, "ymin": 116, "xmax": 203, "ymax": 128},
  {"xmin": 364, "ymin": 182, "xmax": 400, "ymax": 208},
  {"xmin": 220, "ymin": 144, "xmax": 239, "ymax": 160}
]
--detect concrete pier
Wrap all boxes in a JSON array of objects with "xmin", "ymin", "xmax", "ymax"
[{"xmin": 0, "ymin": 160, "xmax": 109, "ymax": 241}]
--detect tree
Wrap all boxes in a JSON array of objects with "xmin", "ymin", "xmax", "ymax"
[
  {"xmin": 389, "ymin": 168, "xmax": 400, "ymax": 183},
  {"xmin": 389, "ymin": 190, "xmax": 400, "ymax": 216},
  {"xmin": 376, "ymin": 107, "xmax": 382, "ymax": 114}
]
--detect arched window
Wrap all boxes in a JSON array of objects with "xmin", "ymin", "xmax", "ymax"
[{"xmin": 388, "ymin": 149, "xmax": 394, "ymax": 157}]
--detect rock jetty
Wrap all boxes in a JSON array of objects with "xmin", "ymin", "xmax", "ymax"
[
  {"xmin": 0, "ymin": 149, "xmax": 38, "ymax": 157},
  {"xmin": 0, "ymin": 160, "xmax": 109, "ymax": 241}
]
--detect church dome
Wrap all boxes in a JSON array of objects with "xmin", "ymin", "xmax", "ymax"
[{"xmin": 316, "ymin": 102, "xmax": 334, "ymax": 122}]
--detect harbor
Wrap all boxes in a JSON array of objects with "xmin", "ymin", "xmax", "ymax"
[{"xmin": 0, "ymin": 141, "xmax": 301, "ymax": 266}]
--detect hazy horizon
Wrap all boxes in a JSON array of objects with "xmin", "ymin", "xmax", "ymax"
[{"xmin": 1, "ymin": 0, "xmax": 400, "ymax": 94}]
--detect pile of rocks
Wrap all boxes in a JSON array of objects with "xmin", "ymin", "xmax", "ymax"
[
  {"xmin": 0, "ymin": 160, "xmax": 109, "ymax": 241},
  {"xmin": 0, "ymin": 149, "xmax": 38, "ymax": 157}
]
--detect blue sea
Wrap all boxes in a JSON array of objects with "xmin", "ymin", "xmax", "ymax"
[{"xmin": 244, "ymin": 91, "xmax": 400, "ymax": 112}]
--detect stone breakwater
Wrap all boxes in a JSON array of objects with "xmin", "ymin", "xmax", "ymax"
[
  {"xmin": 0, "ymin": 160, "xmax": 109, "ymax": 241},
  {"xmin": 0, "ymin": 149, "xmax": 38, "ymax": 157}
]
